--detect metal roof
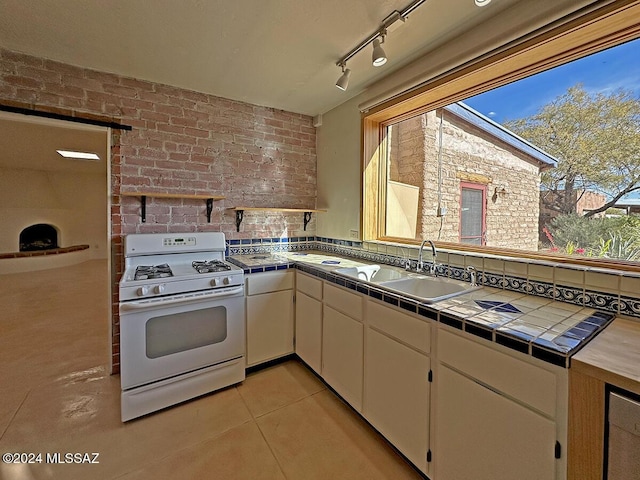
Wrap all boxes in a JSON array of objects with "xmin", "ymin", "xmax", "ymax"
[{"xmin": 444, "ymin": 102, "xmax": 558, "ymax": 169}]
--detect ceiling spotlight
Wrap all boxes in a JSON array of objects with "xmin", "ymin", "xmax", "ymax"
[
  {"xmin": 474, "ymin": 0, "xmax": 491, "ymax": 6},
  {"xmin": 372, "ymin": 36, "xmax": 387, "ymax": 67},
  {"xmin": 335, "ymin": 64, "xmax": 351, "ymax": 91}
]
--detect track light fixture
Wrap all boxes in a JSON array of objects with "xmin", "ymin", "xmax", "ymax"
[
  {"xmin": 335, "ymin": 63, "xmax": 351, "ymax": 91},
  {"xmin": 371, "ymin": 35, "xmax": 387, "ymax": 67},
  {"xmin": 334, "ymin": 0, "xmax": 427, "ymax": 91}
]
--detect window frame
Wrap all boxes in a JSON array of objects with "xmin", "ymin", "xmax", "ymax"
[{"xmin": 362, "ymin": 0, "xmax": 640, "ymax": 272}]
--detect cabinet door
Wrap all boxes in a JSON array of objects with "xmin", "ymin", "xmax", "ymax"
[
  {"xmin": 435, "ymin": 365, "xmax": 556, "ymax": 480},
  {"xmin": 365, "ymin": 328, "xmax": 430, "ymax": 473},
  {"xmin": 246, "ymin": 290, "xmax": 293, "ymax": 366},
  {"xmin": 322, "ymin": 305, "xmax": 363, "ymax": 410},
  {"xmin": 295, "ymin": 291, "xmax": 322, "ymax": 373}
]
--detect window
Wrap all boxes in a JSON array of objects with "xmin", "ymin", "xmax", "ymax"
[{"xmin": 363, "ymin": 1, "xmax": 640, "ymax": 270}]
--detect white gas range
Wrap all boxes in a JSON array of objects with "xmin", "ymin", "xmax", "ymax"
[{"xmin": 118, "ymin": 232, "xmax": 245, "ymax": 422}]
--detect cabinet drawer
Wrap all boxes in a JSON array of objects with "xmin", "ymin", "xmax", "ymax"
[
  {"xmin": 368, "ymin": 301, "xmax": 431, "ymax": 354},
  {"xmin": 324, "ymin": 283, "xmax": 362, "ymax": 321},
  {"xmin": 438, "ymin": 330, "xmax": 557, "ymax": 417},
  {"xmin": 296, "ymin": 271, "xmax": 323, "ymax": 300},
  {"xmin": 246, "ymin": 270, "xmax": 294, "ymax": 296}
]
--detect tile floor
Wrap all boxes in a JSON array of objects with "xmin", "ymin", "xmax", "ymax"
[{"xmin": 0, "ymin": 260, "xmax": 423, "ymax": 480}]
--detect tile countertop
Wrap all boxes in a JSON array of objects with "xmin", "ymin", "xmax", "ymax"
[
  {"xmin": 571, "ymin": 317, "xmax": 640, "ymax": 394},
  {"xmin": 228, "ymin": 252, "xmax": 617, "ymax": 368}
]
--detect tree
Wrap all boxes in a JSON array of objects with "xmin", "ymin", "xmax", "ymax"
[{"xmin": 504, "ymin": 85, "xmax": 640, "ymax": 217}]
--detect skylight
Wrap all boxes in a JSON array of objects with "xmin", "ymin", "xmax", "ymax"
[{"xmin": 56, "ymin": 150, "xmax": 100, "ymax": 160}]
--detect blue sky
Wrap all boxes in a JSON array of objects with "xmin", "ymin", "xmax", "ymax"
[{"xmin": 465, "ymin": 37, "xmax": 640, "ymax": 124}]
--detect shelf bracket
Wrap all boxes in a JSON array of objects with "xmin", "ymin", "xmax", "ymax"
[
  {"xmin": 140, "ymin": 195, "xmax": 147, "ymax": 223},
  {"xmin": 206, "ymin": 198, "xmax": 213, "ymax": 223},
  {"xmin": 303, "ymin": 212, "xmax": 313, "ymax": 231},
  {"xmin": 235, "ymin": 210, "xmax": 244, "ymax": 232}
]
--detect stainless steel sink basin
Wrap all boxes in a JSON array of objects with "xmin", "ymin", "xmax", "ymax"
[
  {"xmin": 378, "ymin": 276, "xmax": 480, "ymax": 303},
  {"xmin": 334, "ymin": 265, "xmax": 408, "ymax": 283}
]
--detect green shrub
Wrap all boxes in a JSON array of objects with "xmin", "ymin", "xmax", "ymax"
[{"xmin": 545, "ymin": 213, "xmax": 640, "ymax": 260}]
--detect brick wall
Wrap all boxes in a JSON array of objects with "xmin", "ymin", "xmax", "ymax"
[
  {"xmin": 0, "ymin": 48, "xmax": 317, "ymax": 372},
  {"xmin": 387, "ymin": 109, "xmax": 541, "ymax": 250}
]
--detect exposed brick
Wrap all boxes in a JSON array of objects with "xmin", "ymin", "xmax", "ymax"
[{"xmin": 0, "ymin": 47, "xmax": 317, "ymax": 372}]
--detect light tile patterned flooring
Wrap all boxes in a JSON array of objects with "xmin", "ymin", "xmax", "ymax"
[{"xmin": 0, "ymin": 260, "xmax": 422, "ymax": 480}]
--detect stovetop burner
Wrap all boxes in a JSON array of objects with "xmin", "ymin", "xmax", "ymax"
[
  {"xmin": 192, "ymin": 260, "xmax": 232, "ymax": 274},
  {"xmin": 134, "ymin": 264, "xmax": 173, "ymax": 280}
]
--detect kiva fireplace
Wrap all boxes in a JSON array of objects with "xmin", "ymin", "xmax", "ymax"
[{"xmin": 19, "ymin": 224, "xmax": 59, "ymax": 252}]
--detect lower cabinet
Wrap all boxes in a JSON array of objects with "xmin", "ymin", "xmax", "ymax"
[
  {"xmin": 295, "ymin": 291, "xmax": 322, "ymax": 373},
  {"xmin": 245, "ymin": 270, "xmax": 294, "ymax": 367},
  {"xmin": 364, "ymin": 328, "xmax": 430, "ymax": 473},
  {"xmin": 290, "ymin": 271, "xmax": 567, "ymax": 480},
  {"xmin": 435, "ymin": 364, "xmax": 557, "ymax": 480},
  {"xmin": 322, "ymin": 305, "xmax": 364, "ymax": 410},
  {"xmin": 435, "ymin": 329, "xmax": 563, "ymax": 480}
]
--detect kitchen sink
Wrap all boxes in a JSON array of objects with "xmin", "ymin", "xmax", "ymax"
[
  {"xmin": 334, "ymin": 264, "xmax": 408, "ymax": 283},
  {"xmin": 378, "ymin": 276, "xmax": 480, "ymax": 303}
]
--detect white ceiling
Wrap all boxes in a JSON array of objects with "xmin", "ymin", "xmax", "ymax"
[
  {"xmin": 0, "ymin": 0, "xmax": 598, "ymax": 175},
  {"xmin": 0, "ymin": 0, "xmax": 524, "ymax": 117}
]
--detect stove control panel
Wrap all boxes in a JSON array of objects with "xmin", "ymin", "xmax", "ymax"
[
  {"xmin": 162, "ymin": 236, "xmax": 197, "ymax": 247},
  {"xmin": 209, "ymin": 276, "xmax": 236, "ymax": 287}
]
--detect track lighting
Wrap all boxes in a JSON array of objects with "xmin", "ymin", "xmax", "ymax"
[
  {"xmin": 372, "ymin": 36, "xmax": 387, "ymax": 67},
  {"xmin": 335, "ymin": 64, "xmax": 351, "ymax": 91},
  {"xmin": 333, "ymin": 0, "xmax": 427, "ymax": 91}
]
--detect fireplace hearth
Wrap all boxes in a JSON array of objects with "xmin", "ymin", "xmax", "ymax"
[{"xmin": 19, "ymin": 224, "xmax": 59, "ymax": 252}]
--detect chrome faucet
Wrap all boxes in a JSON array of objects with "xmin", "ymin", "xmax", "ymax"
[
  {"xmin": 417, "ymin": 240, "xmax": 437, "ymax": 275},
  {"xmin": 466, "ymin": 266, "xmax": 477, "ymax": 287}
]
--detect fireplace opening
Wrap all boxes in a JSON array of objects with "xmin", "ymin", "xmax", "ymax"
[{"xmin": 19, "ymin": 224, "xmax": 59, "ymax": 252}]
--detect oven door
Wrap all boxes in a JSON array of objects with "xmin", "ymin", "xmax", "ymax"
[{"xmin": 119, "ymin": 286, "xmax": 245, "ymax": 390}]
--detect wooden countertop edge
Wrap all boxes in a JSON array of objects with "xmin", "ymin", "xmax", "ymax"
[{"xmin": 571, "ymin": 317, "xmax": 640, "ymax": 395}]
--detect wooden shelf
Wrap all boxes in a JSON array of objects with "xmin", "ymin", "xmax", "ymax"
[
  {"xmin": 230, "ymin": 207, "xmax": 327, "ymax": 232},
  {"xmin": 120, "ymin": 192, "xmax": 225, "ymax": 200},
  {"xmin": 121, "ymin": 192, "xmax": 225, "ymax": 223}
]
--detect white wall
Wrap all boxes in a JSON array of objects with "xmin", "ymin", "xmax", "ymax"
[
  {"xmin": 0, "ymin": 168, "xmax": 108, "ymax": 258},
  {"xmin": 316, "ymin": 95, "xmax": 363, "ymax": 240}
]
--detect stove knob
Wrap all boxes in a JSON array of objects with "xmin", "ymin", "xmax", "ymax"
[
  {"xmin": 154, "ymin": 284, "xmax": 165, "ymax": 294},
  {"xmin": 223, "ymin": 276, "xmax": 232, "ymax": 285},
  {"xmin": 210, "ymin": 278, "xmax": 219, "ymax": 287},
  {"xmin": 137, "ymin": 286, "xmax": 150, "ymax": 296}
]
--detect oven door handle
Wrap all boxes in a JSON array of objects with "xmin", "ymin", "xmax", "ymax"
[{"xmin": 120, "ymin": 286, "xmax": 244, "ymax": 311}]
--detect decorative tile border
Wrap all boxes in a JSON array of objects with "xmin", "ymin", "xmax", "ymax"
[{"xmin": 226, "ymin": 235, "xmax": 640, "ymax": 322}]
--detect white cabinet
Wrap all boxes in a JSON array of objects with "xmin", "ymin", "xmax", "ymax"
[
  {"xmin": 322, "ymin": 284, "xmax": 364, "ymax": 411},
  {"xmin": 287, "ymin": 268, "xmax": 567, "ymax": 480},
  {"xmin": 435, "ymin": 329, "xmax": 563, "ymax": 480},
  {"xmin": 364, "ymin": 300, "xmax": 432, "ymax": 473},
  {"xmin": 436, "ymin": 365, "xmax": 556, "ymax": 480},
  {"xmin": 245, "ymin": 270, "xmax": 294, "ymax": 367},
  {"xmin": 295, "ymin": 272, "xmax": 322, "ymax": 374},
  {"xmin": 365, "ymin": 327, "xmax": 431, "ymax": 472}
]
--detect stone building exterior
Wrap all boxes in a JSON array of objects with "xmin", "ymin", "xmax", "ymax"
[{"xmin": 387, "ymin": 103, "xmax": 556, "ymax": 251}]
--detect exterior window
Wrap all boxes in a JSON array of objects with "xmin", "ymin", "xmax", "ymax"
[
  {"xmin": 363, "ymin": 2, "xmax": 640, "ymax": 270},
  {"xmin": 460, "ymin": 183, "xmax": 486, "ymax": 245}
]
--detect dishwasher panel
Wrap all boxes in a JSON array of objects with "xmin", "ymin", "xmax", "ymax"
[{"xmin": 607, "ymin": 391, "xmax": 640, "ymax": 480}]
